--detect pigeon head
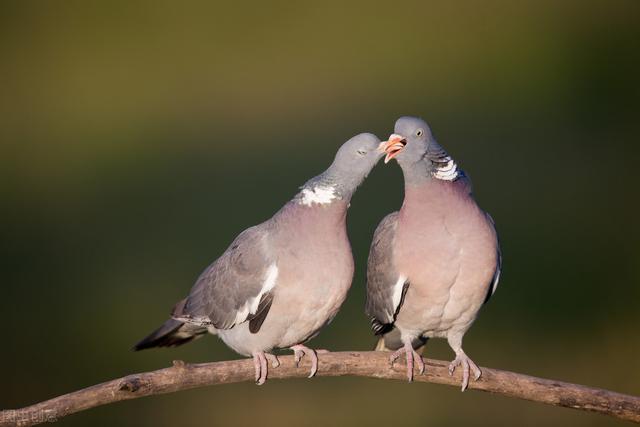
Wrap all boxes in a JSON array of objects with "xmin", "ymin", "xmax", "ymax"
[
  {"xmin": 380, "ymin": 116, "xmax": 433, "ymax": 165},
  {"xmin": 380, "ymin": 116, "xmax": 460, "ymax": 184},
  {"xmin": 300, "ymin": 133, "xmax": 384, "ymax": 202},
  {"xmin": 330, "ymin": 132, "xmax": 384, "ymax": 178}
]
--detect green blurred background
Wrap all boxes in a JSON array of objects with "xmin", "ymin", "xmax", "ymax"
[{"xmin": 1, "ymin": 1, "xmax": 639, "ymax": 426}]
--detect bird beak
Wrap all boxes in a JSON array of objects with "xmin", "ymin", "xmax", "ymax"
[{"xmin": 378, "ymin": 134, "xmax": 407, "ymax": 164}]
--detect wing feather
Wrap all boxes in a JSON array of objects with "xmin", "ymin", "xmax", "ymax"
[
  {"xmin": 483, "ymin": 212, "xmax": 502, "ymax": 304},
  {"xmin": 174, "ymin": 225, "xmax": 277, "ymax": 331},
  {"xmin": 365, "ymin": 212, "xmax": 406, "ymax": 334}
]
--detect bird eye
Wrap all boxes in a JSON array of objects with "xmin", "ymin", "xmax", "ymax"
[
  {"xmin": 416, "ymin": 129, "xmax": 424, "ymax": 137},
  {"xmin": 357, "ymin": 149, "xmax": 367, "ymax": 156}
]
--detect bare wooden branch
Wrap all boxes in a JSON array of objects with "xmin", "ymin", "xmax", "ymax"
[{"xmin": 1, "ymin": 351, "xmax": 638, "ymax": 426}]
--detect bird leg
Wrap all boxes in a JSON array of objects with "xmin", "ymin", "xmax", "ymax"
[
  {"xmin": 389, "ymin": 341, "xmax": 425, "ymax": 382},
  {"xmin": 265, "ymin": 353, "xmax": 280, "ymax": 368},
  {"xmin": 290, "ymin": 344, "xmax": 319, "ymax": 378},
  {"xmin": 252, "ymin": 351, "xmax": 269, "ymax": 385},
  {"xmin": 448, "ymin": 350, "xmax": 481, "ymax": 392},
  {"xmin": 447, "ymin": 333, "xmax": 481, "ymax": 391}
]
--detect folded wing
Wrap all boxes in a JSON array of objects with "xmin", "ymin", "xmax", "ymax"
[
  {"xmin": 365, "ymin": 212, "xmax": 408, "ymax": 334},
  {"xmin": 175, "ymin": 225, "xmax": 277, "ymax": 333}
]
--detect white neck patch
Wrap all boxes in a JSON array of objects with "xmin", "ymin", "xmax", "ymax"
[
  {"xmin": 298, "ymin": 185, "xmax": 336, "ymax": 206},
  {"xmin": 432, "ymin": 156, "xmax": 459, "ymax": 181}
]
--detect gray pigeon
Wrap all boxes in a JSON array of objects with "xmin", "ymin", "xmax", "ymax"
[
  {"xmin": 135, "ymin": 133, "xmax": 384, "ymax": 384},
  {"xmin": 366, "ymin": 117, "xmax": 501, "ymax": 390}
]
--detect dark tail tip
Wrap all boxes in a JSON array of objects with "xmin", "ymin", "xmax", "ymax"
[{"xmin": 132, "ymin": 319, "xmax": 192, "ymax": 351}]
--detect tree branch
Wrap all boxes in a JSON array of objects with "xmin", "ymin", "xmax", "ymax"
[{"xmin": 1, "ymin": 351, "xmax": 638, "ymax": 426}]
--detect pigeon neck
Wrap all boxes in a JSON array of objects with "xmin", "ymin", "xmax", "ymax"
[
  {"xmin": 401, "ymin": 145, "xmax": 461, "ymax": 186},
  {"xmin": 296, "ymin": 167, "xmax": 358, "ymax": 206}
]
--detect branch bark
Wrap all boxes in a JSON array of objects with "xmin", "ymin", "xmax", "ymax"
[{"xmin": 1, "ymin": 351, "xmax": 638, "ymax": 426}]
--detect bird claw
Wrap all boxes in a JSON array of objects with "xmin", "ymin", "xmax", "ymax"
[
  {"xmin": 389, "ymin": 350, "xmax": 402, "ymax": 366},
  {"xmin": 448, "ymin": 352, "xmax": 481, "ymax": 391},
  {"xmin": 266, "ymin": 353, "xmax": 280, "ymax": 368},
  {"xmin": 290, "ymin": 344, "xmax": 319, "ymax": 378},
  {"xmin": 417, "ymin": 356, "xmax": 425, "ymax": 375},
  {"xmin": 252, "ymin": 352, "xmax": 268, "ymax": 385},
  {"xmin": 389, "ymin": 342, "xmax": 425, "ymax": 382}
]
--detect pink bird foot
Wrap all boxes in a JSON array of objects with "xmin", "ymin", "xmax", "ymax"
[
  {"xmin": 265, "ymin": 353, "xmax": 280, "ymax": 368},
  {"xmin": 290, "ymin": 344, "xmax": 319, "ymax": 378},
  {"xmin": 448, "ymin": 351, "xmax": 481, "ymax": 391},
  {"xmin": 252, "ymin": 352, "xmax": 281, "ymax": 385},
  {"xmin": 390, "ymin": 342, "xmax": 425, "ymax": 382},
  {"xmin": 252, "ymin": 351, "xmax": 269, "ymax": 385}
]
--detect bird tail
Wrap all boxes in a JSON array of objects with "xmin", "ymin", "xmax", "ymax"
[
  {"xmin": 132, "ymin": 318, "xmax": 208, "ymax": 351},
  {"xmin": 373, "ymin": 327, "xmax": 426, "ymax": 355}
]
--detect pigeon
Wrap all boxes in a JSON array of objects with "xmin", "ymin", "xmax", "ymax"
[
  {"xmin": 134, "ymin": 133, "xmax": 384, "ymax": 385},
  {"xmin": 365, "ymin": 117, "xmax": 501, "ymax": 390}
]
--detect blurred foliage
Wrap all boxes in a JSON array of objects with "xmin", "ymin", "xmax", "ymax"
[{"xmin": 1, "ymin": 1, "xmax": 639, "ymax": 426}]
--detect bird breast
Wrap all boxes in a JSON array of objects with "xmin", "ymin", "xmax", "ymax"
[{"xmin": 394, "ymin": 181, "xmax": 498, "ymax": 334}]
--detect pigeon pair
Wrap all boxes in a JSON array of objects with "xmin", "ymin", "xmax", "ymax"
[{"xmin": 134, "ymin": 116, "xmax": 501, "ymax": 390}]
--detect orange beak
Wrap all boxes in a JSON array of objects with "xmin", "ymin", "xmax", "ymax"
[{"xmin": 379, "ymin": 134, "xmax": 407, "ymax": 164}]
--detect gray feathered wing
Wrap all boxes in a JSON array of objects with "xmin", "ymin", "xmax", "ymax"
[
  {"xmin": 483, "ymin": 212, "xmax": 502, "ymax": 304},
  {"xmin": 133, "ymin": 224, "xmax": 276, "ymax": 351},
  {"xmin": 175, "ymin": 224, "xmax": 276, "ymax": 333},
  {"xmin": 365, "ymin": 212, "xmax": 407, "ymax": 335}
]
